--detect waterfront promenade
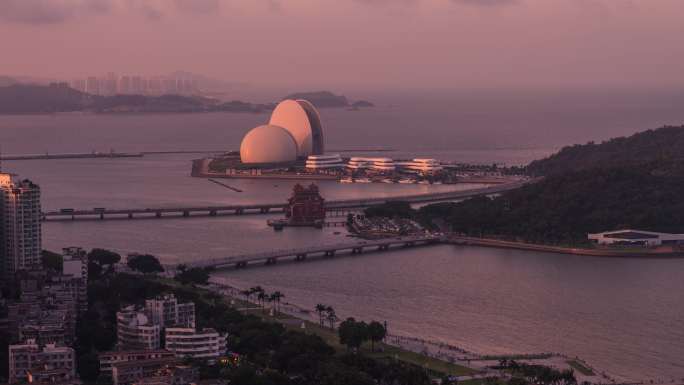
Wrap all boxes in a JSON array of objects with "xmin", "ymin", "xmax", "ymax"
[{"xmin": 41, "ymin": 179, "xmax": 530, "ymax": 221}]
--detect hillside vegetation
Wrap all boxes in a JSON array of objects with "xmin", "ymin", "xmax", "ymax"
[
  {"xmin": 527, "ymin": 125, "xmax": 684, "ymax": 176},
  {"xmin": 367, "ymin": 126, "xmax": 684, "ymax": 245}
]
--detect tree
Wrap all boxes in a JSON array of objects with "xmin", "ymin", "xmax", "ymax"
[
  {"xmin": 127, "ymin": 254, "xmax": 164, "ymax": 274},
  {"xmin": 88, "ymin": 248, "xmax": 121, "ymax": 266},
  {"xmin": 315, "ymin": 304, "xmax": 327, "ymax": 327},
  {"xmin": 338, "ymin": 318, "xmax": 368, "ymax": 351},
  {"xmin": 367, "ymin": 321, "xmax": 387, "ymax": 351},
  {"xmin": 175, "ymin": 267, "xmax": 210, "ymax": 285},
  {"xmin": 270, "ymin": 291, "xmax": 284, "ymax": 314},
  {"xmin": 326, "ymin": 307, "xmax": 338, "ymax": 330},
  {"xmin": 77, "ymin": 351, "xmax": 101, "ymax": 382},
  {"xmin": 41, "ymin": 250, "xmax": 63, "ymax": 272}
]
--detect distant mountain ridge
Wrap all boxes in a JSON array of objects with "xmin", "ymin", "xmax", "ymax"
[
  {"xmin": 527, "ymin": 125, "xmax": 684, "ymax": 176},
  {"xmin": 282, "ymin": 91, "xmax": 374, "ymax": 109},
  {"xmin": 0, "ymin": 83, "xmax": 274, "ymax": 114}
]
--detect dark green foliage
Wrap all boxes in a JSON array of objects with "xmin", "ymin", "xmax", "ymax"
[
  {"xmin": 41, "ymin": 250, "xmax": 63, "ymax": 272},
  {"xmin": 127, "ymin": 254, "xmax": 164, "ymax": 274},
  {"xmin": 364, "ymin": 201, "xmax": 414, "ymax": 219},
  {"xmin": 423, "ymin": 163, "xmax": 684, "ymax": 244},
  {"xmin": 338, "ymin": 317, "xmax": 369, "ymax": 350},
  {"xmin": 88, "ymin": 249, "xmax": 121, "ymax": 266},
  {"xmin": 0, "ymin": 330, "xmax": 9, "ymax": 382},
  {"xmin": 367, "ymin": 321, "xmax": 387, "ymax": 351},
  {"xmin": 77, "ymin": 352, "xmax": 101, "ymax": 382},
  {"xmin": 497, "ymin": 360, "xmax": 576, "ymax": 385},
  {"xmin": 527, "ymin": 125, "xmax": 684, "ymax": 176},
  {"xmin": 174, "ymin": 266, "xmax": 211, "ymax": 285}
]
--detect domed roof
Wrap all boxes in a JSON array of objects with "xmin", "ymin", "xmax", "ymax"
[
  {"xmin": 269, "ymin": 99, "xmax": 324, "ymax": 157},
  {"xmin": 240, "ymin": 124, "xmax": 298, "ymax": 164}
]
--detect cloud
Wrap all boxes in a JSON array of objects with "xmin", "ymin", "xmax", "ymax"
[
  {"xmin": 451, "ymin": 0, "xmax": 519, "ymax": 6},
  {"xmin": 0, "ymin": 0, "xmax": 111, "ymax": 24},
  {"xmin": 0, "ymin": 0, "xmax": 222, "ymax": 24}
]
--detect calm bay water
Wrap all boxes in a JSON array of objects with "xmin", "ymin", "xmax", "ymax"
[{"xmin": 2, "ymin": 90, "xmax": 684, "ymax": 381}]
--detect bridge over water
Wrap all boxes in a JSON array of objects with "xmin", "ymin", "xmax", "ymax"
[
  {"xmin": 42, "ymin": 179, "xmax": 530, "ymax": 221},
  {"xmin": 178, "ymin": 234, "xmax": 442, "ymax": 270}
]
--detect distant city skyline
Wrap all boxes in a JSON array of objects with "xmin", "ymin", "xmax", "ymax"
[{"xmin": 1, "ymin": 0, "xmax": 683, "ymax": 91}]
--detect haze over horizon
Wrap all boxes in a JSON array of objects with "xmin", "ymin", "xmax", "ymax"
[{"xmin": 2, "ymin": 0, "xmax": 684, "ymax": 93}]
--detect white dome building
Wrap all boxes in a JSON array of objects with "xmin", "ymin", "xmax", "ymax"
[
  {"xmin": 269, "ymin": 99, "xmax": 324, "ymax": 157},
  {"xmin": 239, "ymin": 124, "xmax": 298, "ymax": 164}
]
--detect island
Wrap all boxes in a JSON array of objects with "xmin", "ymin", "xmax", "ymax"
[{"xmin": 365, "ymin": 125, "xmax": 684, "ymax": 253}]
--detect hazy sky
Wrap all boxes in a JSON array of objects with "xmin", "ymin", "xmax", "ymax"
[{"xmin": 1, "ymin": 0, "xmax": 683, "ymax": 90}]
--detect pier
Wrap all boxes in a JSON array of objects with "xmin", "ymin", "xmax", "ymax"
[
  {"xmin": 179, "ymin": 235, "xmax": 442, "ymax": 270},
  {"xmin": 41, "ymin": 179, "xmax": 530, "ymax": 221}
]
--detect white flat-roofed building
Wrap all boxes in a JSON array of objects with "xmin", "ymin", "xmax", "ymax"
[
  {"xmin": 347, "ymin": 157, "xmax": 372, "ymax": 170},
  {"xmin": 588, "ymin": 229, "xmax": 684, "ymax": 246},
  {"xmin": 116, "ymin": 307, "xmax": 161, "ymax": 350},
  {"xmin": 164, "ymin": 327, "xmax": 227, "ymax": 363},
  {"xmin": 397, "ymin": 158, "xmax": 443, "ymax": 174},
  {"xmin": 305, "ymin": 154, "xmax": 344, "ymax": 169},
  {"xmin": 347, "ymin": 157, "xmax": 395, "ymax": 172},
  {"xmin": 144, "ymin": 294, "xmax": 195, "ymax": 329}
]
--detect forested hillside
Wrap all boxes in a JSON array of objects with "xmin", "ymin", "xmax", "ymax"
[
  {"xmin": 419, "ymin": 161, "xmax": 684, "ymax": 244},
  {"xmin": 527, "ymin": 125, "xmax": 684, "ymax": 176}
]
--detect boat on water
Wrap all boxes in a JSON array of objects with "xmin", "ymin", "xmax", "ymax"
[
  {"xmin": 339, "ymin": 177, "xmax": 354, "ymax": 183},
  {"xmin": 398, "ymin": 178, "xmax": 415, "ymax": 184},
  {"xmin": 381, "ymin": 178, "xmax": 395, "ymax": 184},
  {"xmin": 355, "ymin": 178, "xmax": 372, "ymax": 183}
]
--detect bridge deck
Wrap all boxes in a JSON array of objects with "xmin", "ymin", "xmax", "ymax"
[
  {"xmin": 42, "ymin": 179, "xmax": 530, "ymax": 221},
  {"xmin": 181, "ymin": 235, "xmax": 442, "ymax": 270}
]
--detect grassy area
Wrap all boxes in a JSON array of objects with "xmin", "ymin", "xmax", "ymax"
[
  {"xmin": 566, "ymin": 359, "xmax": 594, "ymax": 376},
  {"xmin": 240, "ymin": 303, "xmax": 477, "ymax": 377},
  {"xmin": 153, "ymin": 278, "xmax": 478, "ymax": 377}
]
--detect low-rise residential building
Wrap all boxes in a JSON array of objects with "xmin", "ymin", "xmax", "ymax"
[
  {"xmin": 111, "ymin": 358, "xmax": 196, "ymax": 385},
  {"xmin": 99, "ymin": 349, "xmax": 175, "ymax": 378},
  {"xmin": 144, "ymin": 295, "xmax": 195, "ymax": 329},
  {"xmin": 165, "ymin": 328, "xmax": 227, "ymax": 362},
  {"xmin": 116, "ymin": 307, "xmax": 161, "ymax": 350},
  {"xmin": 9, "ymin": 340, "xmax": 75, "ymax": 384}
]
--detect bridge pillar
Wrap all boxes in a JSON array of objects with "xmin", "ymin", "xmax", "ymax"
[
  {"xmin": 295, "ymin": 254, "xmax": 307, "ymax": 261},
  {"xmin": 324, "ymin": 250, "xmax": 335, "ymax": 257},
  {"xmin": 209, "ymin": 210, "xmax": 217, "ymax": 216},
  {"xmin": 260, "ymin": 207, "xmax": 270, "ymax": 214},
  {"xmin": 235, "ymin": 208, "xmax": 244, "ymax": 215},
  {"xmin": 183, "ymin": 211, "xmax": 190, "ymax": 217},
  {"xmin": 128, "ymin": 213, "xmax": 133, "ymax": 219},
  {"xmin": 156, "ymin": 211, "xmax": 162, "ymax": 218},
  {"xmin": 100, "ymin": 213, "xmax": 104, "ymax": 220},
  {"xmin": 71, "ymin": 215, "xmax": 75, "ymax": 220},
  {"xmin": 265, "ymin": 257, "xmax": 277, "ymax": 265}
]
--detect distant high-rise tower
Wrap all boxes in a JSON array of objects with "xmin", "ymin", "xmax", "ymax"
[{"xmin": 0, "ymin": 174, "xmax": 42, "ymax": 281}]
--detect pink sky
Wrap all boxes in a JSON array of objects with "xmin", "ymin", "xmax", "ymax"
[{"xmin": 1, "ymin": 0, "xmax": 683, "ymax": 90}]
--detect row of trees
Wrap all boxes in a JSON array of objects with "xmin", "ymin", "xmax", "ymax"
[
  {"xmin": 496, "ymin": 360, "xmax": 577, "ymax": 385},
  {"xmin": 239, "ymin": 286, "xmax": 286, "ymax": 314},
  {"xmin": 338, "ymin": 318, "xmax": 387, "ymax": 352},
  {"xmin": 315, "ymin": 304, "xmax": 338, "ymax": 329}
]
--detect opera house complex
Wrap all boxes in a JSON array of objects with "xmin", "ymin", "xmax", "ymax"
[{"xmin": 192, "ymin": 99, "xmax": 460, "ymax": 183}]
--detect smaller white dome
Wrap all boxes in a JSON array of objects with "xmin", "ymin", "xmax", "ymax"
[{"xmin": 240, "ymin": 124, "xmax": 298, "ymax": 164}]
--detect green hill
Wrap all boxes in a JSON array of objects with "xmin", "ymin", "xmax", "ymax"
[
  {"xmin": 386, "ymin": 126, "xmax": 684, "ymax": 245},
  {"xmin": 527, "ymin": 125, "xmax": 684, "ymax": 176}
]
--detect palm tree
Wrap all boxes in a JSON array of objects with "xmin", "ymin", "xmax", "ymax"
[
  {"xmin": 315, "ymin": 304, "xmax": 327, "ymax": 326},
  {"xmin": 326, "ymin": 309, "xmax": 338, "ymax": 330},
  {"xmin": 257, "ymin": 291, "xmax": 267, "ymax": 312},
  {"xmin": 270, "ymin": 291, "xmax": 284, "ymax": 314}
]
